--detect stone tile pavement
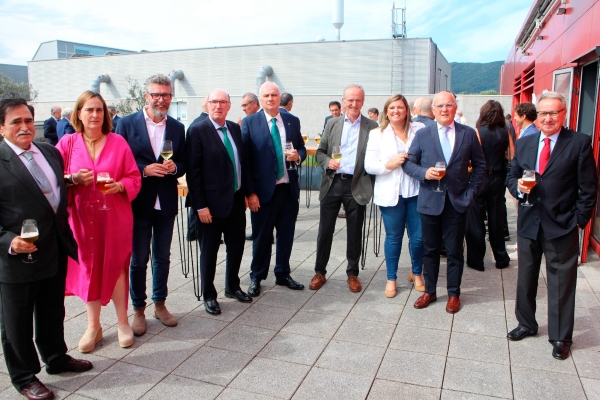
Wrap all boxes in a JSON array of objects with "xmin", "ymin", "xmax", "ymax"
[{"xmin": 3, "ymin": 190, "xmax": 600, "ymax": 399}]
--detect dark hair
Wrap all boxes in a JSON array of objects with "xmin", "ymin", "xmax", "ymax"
[
  {"xmin": 505, "ymin": 114, "xmax": 512, "ymax": 121},
  {"xmin": 476, "ymin": 100, "xmax": 505, "ymax": 129},
  {"xmin": 380, "ymin": 94, "xmax": 411, "ymax": 132},
  {"xmin": 329, "ymin": 101, "xmax": 341, "ymax": 109},
  {"xmin": 368, "ymin": 108, "xmax": 379, "ymax": 115},
  {"xmin": 280, "ymin": 93, "xmax": 293, "ymax": 106},
  {"xmin": 0, "ymin": 98, "xmax": 31, "ymax": 125},
  {"xmin": 514, "ymin": 102, "xmax": 537, "ymax": 122},
  {"xmin": 71, "ymin": 91, "xmax": 113, "ymax": 134}
]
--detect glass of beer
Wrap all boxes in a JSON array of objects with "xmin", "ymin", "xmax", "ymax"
[
  {"xmin": 284, "ymin": 141, "xmax": 296, "ymax": 170},
  {"xmin": 332, "ymin": 146, "xmax": 342, "ymax": 162},
  {"xmin": 97, "ymin": 172, "xmax": 112, "ymax": 210},
  {"xmin": 161, "ymin": 140, "xmax": 173, "ymax": 160},
  {"xmin": 21, "ymin": 219, "xmax": 39, "ymax": 263},
  {"xmin": 302, "ymin": 134, "xmax": 308, "ymax": 143},
  {"xmin": 434, "ymin": 161, "xmax": 446, "ymax": 192},
  {"xmin": 315, "ymin": 134, "xmax": 321, "ymax": 144},
  {"xmin": 522, "ymin": 169, "xmax": 536, "ymax": 206}
]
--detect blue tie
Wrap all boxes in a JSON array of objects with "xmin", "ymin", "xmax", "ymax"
[{"xmin": 440, "ymin": 126, "xmax": 452, "ymax": 164}]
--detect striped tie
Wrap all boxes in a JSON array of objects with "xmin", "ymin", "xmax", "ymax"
[{"xmin": 22, "ymin": 151, "xmax": 59, "ymax": 212}]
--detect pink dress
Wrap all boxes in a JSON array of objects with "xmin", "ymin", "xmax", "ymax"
[{"xmin": 57, "ymin": 133, "xmax": 141, "ymax": 305}]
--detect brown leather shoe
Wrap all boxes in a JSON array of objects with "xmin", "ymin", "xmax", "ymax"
[
  {"xmin": 414, "ymin": 293, "xmax": 437, "ymax": 309},
  {"xmin": 347, "ymin": 276, "xmax": 362, "ymax": 292},
  {"xmin": 132, "ymin": 306, "xmax": 147, "ymax": 336},
  {"xmin": 446, "ymin": 296, "xmax": 461, "ymax": 314},
  {"xmin": 20, "ymin": 381, "xmax": 54, "ymax": 400},
  {"xmin": 309, "ymin": 273, "xmax": 326, "ymax": 290},
  {"xmin": 154, "ymin": 301, "xmax": 178, "ymax": 327}
]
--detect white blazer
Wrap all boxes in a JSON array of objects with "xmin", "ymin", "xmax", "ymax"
[{"xmin": 364, "ymin": 122, "xmax": 425, "ymax": 207}]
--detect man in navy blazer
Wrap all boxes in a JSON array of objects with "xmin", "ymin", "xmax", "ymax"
[
  {"xmin": 242, "ymin": 82, "xmax": 306, "ymax": 296},
  {"xmin": 115, "ymin": 74, "xmax": 185, "ymax": 336},
  {"xmin": 186, "ymin": 89, "xmax": 252, "ymax": 315},
  {"xmin": 506, "ymin": 92, "xmax": 597, "ymax": 360},
  {"xmin": 56, "ymin": 109, "xmax": 75, "ymax": 141},
  {"xmin": 403, "ymin": 91, "xmax": 485, "ymax": 314},
  {"xmin": 43, "ymin": 106, "xmax": 61, "ymax": 145}
]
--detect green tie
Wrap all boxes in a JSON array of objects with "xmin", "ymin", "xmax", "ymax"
[
  {"xmin": 270, "ymin": 118, "xmax": 284, "ymax": 180},
  {"xmin": 219, "ymin": 127, "xmax": 238, "ymax": 192}
]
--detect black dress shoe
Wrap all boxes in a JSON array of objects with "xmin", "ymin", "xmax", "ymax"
[
  {"xmin": 248, "ymin": 281, "xmax": 261, "ymax": 297},
  {"xmin": 225, "ymin": 289, "xmax": 252, "ymax": 303},
  {"xmin": 275, "ymin": 276, "xmax": 305, "ymax": 290},
  {"xmin": 552, "ymin": 341, "xmax": 571, "ymax": 360},
  {"xmin": 245, "ymin": 234, "xmax": 253, "ymax": 241},
  {"xmin": 507, "ymin": 326, "xmax": 536, "ymax": 341},
  {"xmin": 204, "ymin": 299, "xmax": 221, "ymax": 315},
  {"xmin": 20, "ymin": 381, "xmax": 54, "ymax": 400},
  {"xmin": 466, "ymin": 263, "xmax": 484, "ymax": 271},
  {"xmin": 46, "ymin": 356, "xmax": 93, "ymax": 374}
]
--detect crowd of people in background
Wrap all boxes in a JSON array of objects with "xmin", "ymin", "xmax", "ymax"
[{"xmin": 0, "ymin": 74, "xmax": 596, "ymax": 399}]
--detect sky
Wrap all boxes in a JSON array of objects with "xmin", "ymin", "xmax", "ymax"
[{"xmin": 0, "ymin": 0, "xmax": 532, "ymax": 66}]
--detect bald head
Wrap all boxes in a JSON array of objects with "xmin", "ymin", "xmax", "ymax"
[
  {"xmin": 420, "ymin": 98, "xmax": 434, "ymax": 118},
  {"xmin": 207, "ymin": 89, "xmax": 231, "ymax": 125},
  {"xmin": 259, "ymin": 82, "xmax": 281, "ymax": 117},
  {"xmin": 413, "ymin": 98, "xmax": 423, "ymax": 115},
  {"xmin": 432, "ymin": 91, "xmax": 457, "ymax": 126},
  {"xmin": 201, "ymin": 96, "xmax": 209, "ymax": 113}
]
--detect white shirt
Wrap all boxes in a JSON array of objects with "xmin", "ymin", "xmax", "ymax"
[
  {"xmin": 535, "ymin": 131, "xmax": 559, "ymax": 173},
  {"xmin": 394, "ymin": 131, "xmax": 419, "ymax": 198},
  {"xmin": 437, "ymin": 122, "xmax": 456, "ymax": 154},
  {"xmin": 264, "ymin": 111, "xmax": 289, "ymax": 185},
  {"xmin": 209, "ymin": 117, "xmax": 242, "ymax": 192},
  {"xmin": 338, "ymin": 114, "xmax": 361, "ymax": 175},
  {"xmin": 143, "ymin": 107, "xmax": 167, "ymax": 210}
]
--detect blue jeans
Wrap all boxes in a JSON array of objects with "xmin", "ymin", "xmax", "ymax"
[
  {"xmin": 379, "ymin": 195, "xmax": 423, "ymax": 281},
  {"xmin": 130, "ymin": 210, "xmax": 176, "ymax": 310}
]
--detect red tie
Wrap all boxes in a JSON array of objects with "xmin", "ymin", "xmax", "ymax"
[{"xmin": 538, "ymin": 137, "xmax": 551, "ymax": 175}]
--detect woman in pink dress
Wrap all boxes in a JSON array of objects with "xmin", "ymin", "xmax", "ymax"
[{"xmin": 56, "ymin": 91, "xmax": 141, "ymax": 352}]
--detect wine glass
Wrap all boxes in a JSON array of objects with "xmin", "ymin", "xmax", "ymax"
[
  {"xmin": 21, "ymin": 219, "xmax": 39, "ymax": 263},
  {"xmin": 160, "ymin": 140, "xmax": 173, "ymax": 160},
  {"xmin": 284, "ymin": 141, "xmax": 296, "ymax": 170},
  {"xmin": 521, "ymin": 169, "xmax": 536, "ymax": 207},
  {"xmin": 332, "ymin": 146, "xmax": 342, "ymax": 162},
  {"xmin": 96, "ymin": 172, "xmax": 112, "ymax": 210},
  {"xmin": 434, "ymin": 161, "xmax": 446, "ymax": 192}
]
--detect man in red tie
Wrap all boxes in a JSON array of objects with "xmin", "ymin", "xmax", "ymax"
[{"xmin": 506, "ymin": 91, "xmax": 597, "ymax": 360}]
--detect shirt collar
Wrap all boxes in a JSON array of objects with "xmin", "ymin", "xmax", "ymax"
[
  {"xmin": 540, "ymin": 130, "xmax": 560, "ymax": 143},
  {"xmin": 143, "ymin": 107, "xmax": 166, "ymax": 125},
  {"xmin": 437, "ymin": 122, "xmax": 455, "ymax": 132},
  {"xmin": 344, "ymin": 114, "xmax": 362, "ymax": 125},
  {"xmin": 4, "ymin": 138, "xmax": 39, "ymax": 156},
  {"xmin": 209, "ymin": 117, "xmax": 227, "ymax": 130},
  {"xmin": 264, "ymin": 110, "xmax": 281, "ymax": 124}
]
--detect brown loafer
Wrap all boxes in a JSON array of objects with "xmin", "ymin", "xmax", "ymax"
[
  {"xmin": 309, "ymin": 273, "xmax": 327, "ymax": 290},
  {"xmin": 446, "ymin": 296, "xmax": 461, "ymax": 314},
  {"xmin": 414, "ymin": 293, "xmax": 437, "ymax": 309},
  {"xmin": 347, "ymin": 276, "xmax": 361, "ymax": 292},
  {"xmin": 20, "ymin": 381, "xmax": 54, "ymax": 400}
]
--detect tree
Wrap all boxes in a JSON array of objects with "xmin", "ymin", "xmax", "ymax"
[
  {"xmin": 479, "ymin": 89, "xmax": 498, "ymax": 95},
  {"xmin": 0, "ymin": 73, "xmax": 38, "ymax": 101},
  {"xmin": 115, "ymin": 76, "xmax": 146, "ymax": 116}
]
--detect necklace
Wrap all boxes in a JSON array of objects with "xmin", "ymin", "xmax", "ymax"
[{"xmin": 83, "ymin": 133, "xmax": 105, "ymax": 161}]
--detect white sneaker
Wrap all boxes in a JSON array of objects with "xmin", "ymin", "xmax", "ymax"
[{"xmin": 509, "ymin": 251, "xmax": 518, "ymax": 261}]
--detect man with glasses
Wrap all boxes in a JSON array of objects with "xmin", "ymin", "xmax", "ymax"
[
  {"xmin": 186, "ymin": 89, "xmax": 251, "ymax": 315},
  {"xmin": 403, "ymin": 91, "xmax": 485, "ymax": 313},
  {"xmin": 506, "ymin": 91, "xmax": 596, "ymax": 360},
  {"xmin": 116, "ymin": 74, "xmax": 186, "ymax": 336}
]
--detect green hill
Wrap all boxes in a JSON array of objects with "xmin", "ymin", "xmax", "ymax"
[{"xmin": 451, "ymin": 61, "xmax": 503, "ymax": 94}]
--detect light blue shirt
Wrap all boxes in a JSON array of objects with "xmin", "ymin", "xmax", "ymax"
[
  {"xmin": 209, "ymin": 117, "xmax": 242, "ymax": 192},
  {"xmin": 519, "ymin": 123, "xmax": 540, "ymax": 139},
  {"xmin": 535, "ymin": 131, "xmax": 559, "ymax": 173},
  {"xmin": 338, "ymin": 114, "xmax": 361, "ymax": 175}
]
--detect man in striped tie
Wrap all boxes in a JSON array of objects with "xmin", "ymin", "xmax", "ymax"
[{"xmin": 506, "ymin": 91, "xmax": 597, "ymax": 360}]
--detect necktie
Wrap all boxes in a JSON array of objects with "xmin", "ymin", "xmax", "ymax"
[
  {"xmin": 22, "ymin": 151, "xmax": 59, "ymax": 212},
  {"xmin": 219, "ymin": 127, "xmax": 238, "ymax": 192},
  {"xmin": 440, "ymin": 126, "xmax": 452, "ymax": 164},
  {"xmin": 538, "ymin": 137, "xmax": 551, "ymax": 175},
  {"xmin": 270, "ymin": 118, "xmax": 284, "ymax": 180}
]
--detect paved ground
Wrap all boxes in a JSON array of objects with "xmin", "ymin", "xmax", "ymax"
[{"xmin": 3, "ymin": 190, "xmax": 600, "ymax": 399}]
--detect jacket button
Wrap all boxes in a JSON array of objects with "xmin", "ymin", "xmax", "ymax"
[{"xmin": 537, "ymin": 198, "xmax": 541, "ymax": 201}]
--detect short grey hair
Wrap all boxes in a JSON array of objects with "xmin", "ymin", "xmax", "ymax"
[
  {"xmin": 107, "ymin": 105, "xmax": 116, "ymax": 112},
  {"xmin": 242, "ymin": 92, "xmax": 258, "ymax": 103},
  {"xmin": 342, "ymin": 84, "xmax": 365, "ymax": 99},
  {"xmin": 50, "ymin": 106, "xmax": 61, "ymax": 114},
  {"xmin": 144, "ymin": 74, "xmax": 172, "ymax": 93},
  {"xmin": 538, "ymin": 91, "xmax": 567, "ymax": 107},
  {"xmin": 61, "ymin": 108, "xmax": 72, "ymax": 118}
]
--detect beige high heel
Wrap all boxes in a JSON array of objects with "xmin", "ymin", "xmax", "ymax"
[
  {"xmin": 117, "ymin": 324, "xmax": 134, "ymax": 348},
  {"xmin": 78, "ymin": 328, "xmax": 102, "ymax": 353},
  {"xmin": 385, "ymin": 280, "xmax": 397, "ymax": 298}
]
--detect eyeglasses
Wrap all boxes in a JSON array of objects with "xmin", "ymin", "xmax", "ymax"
[
  {"xmin": 241, "ymin": 100, "xmax": 256, "ymax": 107},
  {"xmin": 148, "ymin": 93, "xmax": 172, "ymax": 100},
  {"xmin": 433, "ymin": 103, "xmax": 455, "ymax": 110},
  {"xmin": 208, "ymin": 100, "xmax": 230, "ymax": 106},
  {"xmin": 537, "ymin": 109, "xmax": 565, "ymax": 118}
]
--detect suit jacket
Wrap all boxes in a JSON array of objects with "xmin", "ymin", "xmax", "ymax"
[
  {"xmin": 518, "ymin": 123, "xmax": 539, "ymax": 139},
  {"xmin": 323, "ymin": 115, "xmax": 333, "ymax": 130},
  {"xmin": 186, "ymin": 118, "xmax": 247, "ymax": 218},
  {"xmin": 56, "ymin": 118, "xmax": 75, "ymax": 141},
  {"xmin": 403, "ymin": 122, "xmax": 486, "ymax": 215},
  {"xmin": 413, "ymin": 115, "xmax": 436, "ymax": 128},
  {"xmin": 189, "ymin": 112, "xmax": 209, "ymax": 131},
  {"xmin": 316, "ymin": 114, "xmax": 379, "ymax": 205},
  {"xmin": 0, "ymin": 141, "xmax": 78, "ymax": 283},
  {"xmin": 506, "ymin": 128, "xmax": 597, "ymax": 240},
  {"xmin": 112, "ymin": 115, "xmax": 121, "ymax": 130},
  {"xmin": 43, "ymin": 117, "xmax": 58, "ymax": 145},
  {"xmin": 242, "ymin": 109, "xmax": 306, "ymax": 203},
  {"xmin": 115, "ymin": 110, "xmax": 186, "ymax": 218}
]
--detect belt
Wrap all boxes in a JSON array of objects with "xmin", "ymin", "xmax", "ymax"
[{"xmin": 335, "ymin": 173, "xmax": 353, "ymax": 179}]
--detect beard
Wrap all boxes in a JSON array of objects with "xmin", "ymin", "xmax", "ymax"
[{"xmin": 149, "ymin": 104, "xmax": 168, "ymax": 119}]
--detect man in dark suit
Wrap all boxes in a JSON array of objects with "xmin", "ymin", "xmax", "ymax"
[
  {"xmin": 403, "ymin": 91, "xmax": 485, "ymax": 313},
  {"xmin": 310, "ymin": 84, "xmax": 378, "ymax": 293},
  {"xmin": 515, "ymin": 102, "xmax": 539, "ymax": 139},
  {"xmin": 242, "ymin": 81, "xmax": 306, "ymax": 296},
  {"xmin": 506, "ymin": 91, "xmax": 597, "ymax": 360},
  {"xmin": 280, "ymin": 92, "xmax": 293, "ymax": 113},
  {"xmin": 186, "ymin": 89, "xmax": 251, "ymax": 315},
  {"xmin": 116, "ymin": 74, "xmax": 186, "ymax": 336},
  {"xmin": 43, "ymin": 106, "xmax": 61, "ymax": 145},
  {"xmin": 188, "ymin": 96, "xmax": 209, "ymax": 129},
  {"xmin": 323, "ymin": 100, "xmax": 341, "ymax": 131},
  {"xmin": 413, "ymin": 97, "xmax": 436, "ymax": 128},
  {"xmin": 56, "ymin": 108, "xmax": 75, "ymax": 141},
  {"xmin": 108, "ymin": 105, "xmax": 120, "ymax": 130},
  {"xmin": 0, "ymin": 99, "xmax": 92, "ymax": 400}
]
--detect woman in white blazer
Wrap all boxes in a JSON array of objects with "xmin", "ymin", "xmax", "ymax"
[{"xmin": 365, "ymin": 94, "xmax": 425, "ymax": 298}]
